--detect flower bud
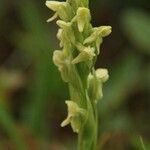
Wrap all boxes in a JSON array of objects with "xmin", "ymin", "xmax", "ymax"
[
  {"xmin": 61, "ymin": 101, "xmax": 87, "ymax": 133},
  {"xmin": 95, "ymin": 68, "xmax": 109, "ymax": 83},
  {"xmin": 87, "ymin": 68, "xmax": 109, "ymax": 102},
  {"xmin": 88, "ymin": 73, "xmax": 103, "ymax": 101},
  {"xmin": 53, "ymin": 50, "xmax": 70, "ymax": 82},
  {"xmin": 53, "ymin": 50, "xmax": 65, "ymax": 67},
  {"xmin": 72, "ymin": 47, "xmax": 95, "ymax": 64}
]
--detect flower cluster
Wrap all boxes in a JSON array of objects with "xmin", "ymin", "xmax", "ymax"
[{"xmin": 46, "ymin": 0, "xmax": 111, "ymax": 134}]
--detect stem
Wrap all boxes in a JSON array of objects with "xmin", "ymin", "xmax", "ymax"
[
  {"xmin": 77, "ymin": 112, "xmax": 97, "ymax": 150},
  {"xmin": 77, "ymin": 91, "xmax": 97, "ymax": 150},
  {"xmin": 94, "ymin": 104, "xmax": 98, "ymax": 150}
]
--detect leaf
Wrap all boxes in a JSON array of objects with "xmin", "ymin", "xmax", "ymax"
[
  {"xmin": 121, "ymin": 9, "xmax": 150, "ymax": 55},
  {"xmin": 12, "ymin": 0, "xmax": 67, "ymax": 138}
]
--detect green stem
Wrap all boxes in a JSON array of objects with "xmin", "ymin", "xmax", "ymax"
[
  {"xmin": 77, "ymin": 112, "xmax": 97, "ymax": 150},
  {"xmin": 77, "ymin": 93, "xmax": 97, "ymax": 150}
]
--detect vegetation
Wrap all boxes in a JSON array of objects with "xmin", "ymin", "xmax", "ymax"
[{"xmin": 0, "ymin": 0, "xmax": 149, "ymax": 149}]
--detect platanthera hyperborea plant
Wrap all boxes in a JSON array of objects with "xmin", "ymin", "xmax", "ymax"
[{"xmin": 45, "ymin": 0, "xmax": 112, "ymax": 149}]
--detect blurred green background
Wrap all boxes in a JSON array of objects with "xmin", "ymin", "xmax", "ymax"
[{"xmin": 0, "ymin": 0, "xmax": 150, "ymax": 149}]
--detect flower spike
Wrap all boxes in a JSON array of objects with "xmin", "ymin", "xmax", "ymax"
[{"xmin": 46, "ymin": 0, "xmax": 112, "ymax": 148}]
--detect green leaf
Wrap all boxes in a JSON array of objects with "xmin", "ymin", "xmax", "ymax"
[
  {"xmin": 121, "ymin": 9, "xmax": 150, "ymax": 55},
  {"xmin": 12, "ymin": 0, "xmax": 67, "ymax": 138}
]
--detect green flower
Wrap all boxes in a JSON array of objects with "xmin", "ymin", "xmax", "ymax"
[
  {"xmin": 46, "ymin": 1, "xmax": 73, "ymax": 21},
  {"xmin": 72, "ymin": 46, "xmax": 95, "ymax": 64},
  {"xmin": 88, "ymin": 68, "xmax": 109, "ymax": 102},
  {"xmin": 95, "ymin": 68, "xmax": 109, "ymax": 83},
  {"xmin": 84, "ymin": 26, "xmax": 112, "ymax": 54},
  {"xmin": 61, "ymin": 101, "xmax": 87, "ymax": 133},
  {"xmin": 56, "ymin": 20, "xmax": 75, "ymax": 45},
  {"xmin": 76, "ymin": 7, "xmax": 91, "ymax": 32},
  {"xmin": 53, "ymin": 50, "xmax": 70, "ymax": 82}
]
